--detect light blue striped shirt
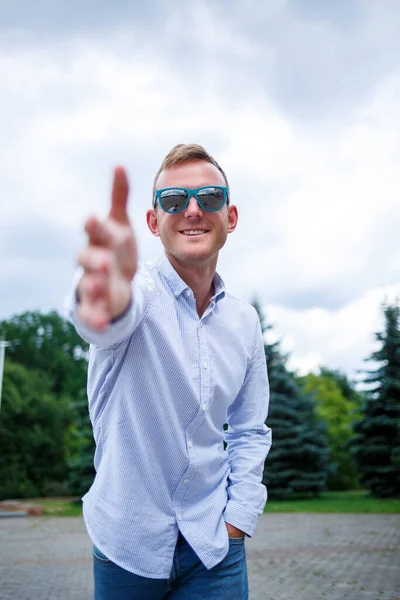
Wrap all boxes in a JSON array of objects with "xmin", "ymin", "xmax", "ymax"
[{"xmin": 66, "ymin": 252, "xmax": 271, "ymax": 578}]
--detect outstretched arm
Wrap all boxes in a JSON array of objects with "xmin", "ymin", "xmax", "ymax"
[
  {"xmin": 76, "ymin": 167, "xmax": 138, "ymax": 331},
  {"xmin": 66, "ymin": 167, "xmax": 147, "ymax": 347}
]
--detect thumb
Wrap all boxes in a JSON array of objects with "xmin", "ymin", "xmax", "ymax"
[{"xmin": 109, "ymin": 166, "xmax": 130, "ymax": 224}]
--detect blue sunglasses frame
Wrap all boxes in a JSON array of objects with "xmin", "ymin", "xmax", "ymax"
[{"xmin": 153, "ymin": 186, "xmax": 229, "ymax": 213}]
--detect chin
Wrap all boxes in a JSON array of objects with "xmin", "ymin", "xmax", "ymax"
[{"xmin": 171, "ymin": 248, "xmax": 216, "ymax": 266}]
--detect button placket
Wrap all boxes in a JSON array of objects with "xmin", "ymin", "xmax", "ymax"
[
  {"xmin": 198, "ymin": 316, "xmax": 211, "ymax": 414},
  {"xmin": 176, "ymin": 309, "xmax": 211, "ymax": 523}
]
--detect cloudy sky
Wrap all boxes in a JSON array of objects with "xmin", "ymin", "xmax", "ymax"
[{"xmin": 1, "ymin": 0, "xmax": 399, "ymax": 382}]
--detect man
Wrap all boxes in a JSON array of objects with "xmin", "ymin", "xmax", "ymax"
[{"xmin": 66, "ymin": 144, "xmax": 271, "ymax": 599}]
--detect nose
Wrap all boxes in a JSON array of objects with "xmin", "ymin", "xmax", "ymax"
[{"xmin": 184, "ymin": 194, "xmax": 202, "ymax": 218}]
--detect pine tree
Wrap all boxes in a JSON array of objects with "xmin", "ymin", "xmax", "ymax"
[
  {"xmin": 252, "ymin": 301, "xmax": 330, "ymax": 499},
  {"xmin": 353, "ymin": 301, "xmax": 400, "ymax": 497}
]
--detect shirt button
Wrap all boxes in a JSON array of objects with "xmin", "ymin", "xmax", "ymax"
[
  {"xmin": 188, "ymin": 441, "xmax": 193, "ymax": 448},
  {"xmin": 202, "ymin": 404, "xmax": 207, "ymax": 411},
  {"xmin": 199, "ymin": 321, "xmax": 203, "ymax": 327},
  {"xmin": 203, "ymin": 362, "xmax": 208, "ymax": 369},
  {"xmin": 183, "ymin": 479, "xmax": 189, "ymax": 485},
  {"xmin": 186, "ymin": 290, "xmax": 191, "ymax": 297},
  {"xmin": 178, "ymin": 513, "xmax": 183, "ymax": 520},
  {"xmin": 173, "ymin": 291, "xmax": 179, "ymax": 297}
]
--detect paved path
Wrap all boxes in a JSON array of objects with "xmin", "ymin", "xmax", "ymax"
[{"xmin": 0, "ymin": 514, "xmax": 399, "ymax": 599}]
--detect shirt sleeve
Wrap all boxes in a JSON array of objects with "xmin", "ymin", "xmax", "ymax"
[
  {"xmin": 223, "ymin": 313, "xmax": 271, "ymax": 537},
  {"xmin": 64, "ymin": 265, "xmax": 153, "ymax": 349}
]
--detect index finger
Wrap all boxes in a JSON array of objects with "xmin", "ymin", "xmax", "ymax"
[{"xmin": 109, "ymin": 166, "xmax": 130, "ymax": 224}]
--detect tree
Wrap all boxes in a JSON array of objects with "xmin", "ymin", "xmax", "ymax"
[
  {"xmin": 67, "ymin": 390, "xmax": 97, "ymax": 496},
  {"xmin": 299, "ymin": 370, "xmax": 362, "ymax": 490},
  {"xmin": 0, "ymin": 311, "xmax": 95, "ymax": 497},
  {"xmin": 0, "ymin": 311, "xmax": 88, "ymax": 397},
  {"xmin": 0, "ymin": 360, "xmax": 72, "ymax": 499},
  {"xmin": 252, "ymin": 300, "xmax": 330, "ymax": 499},
  {"xmin": 353, "ymin": 301, "xmax": 400, "ymax": 497},
  {"xmin": 320, "ymin": 367, "xmax": 363, "ymax": 407}
]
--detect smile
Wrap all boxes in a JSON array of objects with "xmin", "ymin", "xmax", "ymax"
[{"xmin": 180, "ymin": 230, "xmax": 209, "ymax": 236}]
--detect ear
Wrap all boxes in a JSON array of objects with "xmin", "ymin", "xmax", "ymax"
[
  {"xmin": 146, "ymin": 208, "xmax": 160, "ymax": 237},
  {"xmin": 227, "ymin": 205, "xmax": 238, "ymax": 234}
]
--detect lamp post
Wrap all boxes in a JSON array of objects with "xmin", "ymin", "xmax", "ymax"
[{"xmin": 0, "ymin": 338, "xmax": 12, "ymax": 414}]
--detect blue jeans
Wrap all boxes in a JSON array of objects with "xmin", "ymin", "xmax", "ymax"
[{"xmin": 93, "ymin": 532, "xmax": 248, "ymax": 599}]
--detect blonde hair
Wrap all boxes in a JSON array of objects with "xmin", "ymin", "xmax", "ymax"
[{"xmin": 152, "ymin": 143, "xmax": 229, "ymax": 198}]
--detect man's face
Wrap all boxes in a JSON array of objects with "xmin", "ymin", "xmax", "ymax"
[{"xmin": 146, "ymin": 160, "xmax": 238, "ymax": 269}]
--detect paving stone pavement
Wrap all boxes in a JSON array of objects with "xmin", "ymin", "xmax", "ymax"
[{"xmin": 0, "ymin": 513, "xmax": 399, "ymax": 600}]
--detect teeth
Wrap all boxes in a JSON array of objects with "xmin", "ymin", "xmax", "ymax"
[{"xmin": 183, "ymin": 230, "xmax": 206, "ymax": 235}]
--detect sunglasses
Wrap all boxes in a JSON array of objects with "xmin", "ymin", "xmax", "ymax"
[{"xmin": 153, "ymin": 186, "xmax": 229, "ymax": 214}]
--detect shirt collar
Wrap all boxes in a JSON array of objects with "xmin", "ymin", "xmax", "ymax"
[{"xmin": 152, "ymin": 252, "xmax": 226, "ymax": 302}]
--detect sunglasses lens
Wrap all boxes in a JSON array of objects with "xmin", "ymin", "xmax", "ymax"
[
  {"xmin": 197, "ymin": 187, "xmax": 226, "ymax": 210},
  {"xmin": 160, "ymin": 189, "xmax": 188, "ymax": 212}
]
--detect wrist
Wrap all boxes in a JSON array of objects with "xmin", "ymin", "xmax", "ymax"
[
  {"xmin": 110, "ymin": 292, "xmax": 132, "ymax": 323},
  {"xmin": 225, "ymin": 522, "xmax": 245, "ymax": 538}
]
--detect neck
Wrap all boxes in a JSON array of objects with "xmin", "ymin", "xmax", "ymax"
[{"xmin": 166, "ymin": 252, "xmax": 217, "ymax": 317}]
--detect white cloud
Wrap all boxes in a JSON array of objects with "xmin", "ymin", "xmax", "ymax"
[
  {"xmin": 264, "ymin": 285, "xmax": 399, "ymax": 381},
  {"xmin": 0, "ymin": 4, "xmax": 399, "ymax": 379},
  {"xmin": 217, "ymin": 69, "xmax": 400, "ymax": 307}
]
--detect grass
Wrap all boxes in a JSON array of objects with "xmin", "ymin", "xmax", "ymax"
[
  {"xmin": 25, "ymin": 490, "xmax": 400, "ymax": 517},
  {"xmin": 264, "ymin": 490, "xmax": 400, "ymax": 514},
  {"xmin": 30, "ymin": 498, "xmax": 83, "ymax": 517}
]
